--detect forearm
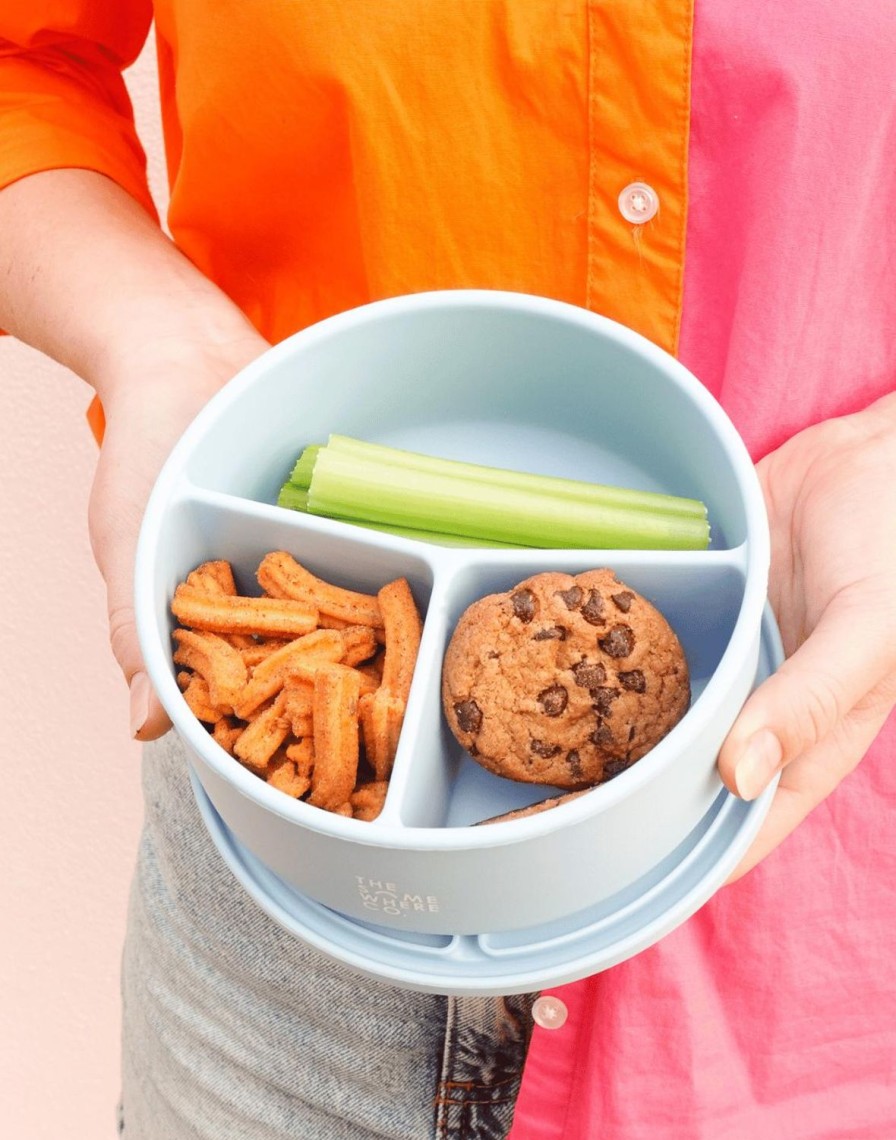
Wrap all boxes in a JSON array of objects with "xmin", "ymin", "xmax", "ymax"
[{"xmin": 0, "ymin": 169, "xmax": 260, "ymax": 399}]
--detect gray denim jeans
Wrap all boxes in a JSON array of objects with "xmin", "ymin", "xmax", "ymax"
[{"xmin": 119, "ymin": 735, "xmax": 536, "ymax": 1138}]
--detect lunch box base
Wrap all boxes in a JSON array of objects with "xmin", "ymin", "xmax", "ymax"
[{"xmin": 191, "ymin": 607, "xmax": 782, "ymax": 997}]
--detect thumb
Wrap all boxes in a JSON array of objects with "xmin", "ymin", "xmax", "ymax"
[
  {"xmin": 89, "ymin": 452, "xmax": 171, "ymax": 742},
  {"xmin": 718, "ymin": 588, "xmax": 889, "ymax": 801},
  {"xmin": 107, "ymin": 594, "xmax": 171, "ymax": 742}
]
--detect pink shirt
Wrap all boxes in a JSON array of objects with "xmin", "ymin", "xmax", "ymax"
[{"xmin": 512, "ymin": 4, "xmax": 896, "ymax": 1136}]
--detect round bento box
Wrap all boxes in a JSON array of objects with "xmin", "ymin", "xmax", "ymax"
[{"xmin": 136, "ymin": 290, "xmax": 779, "ymax": 995}]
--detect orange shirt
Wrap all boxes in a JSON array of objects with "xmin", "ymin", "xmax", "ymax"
[{"xmin": 0, "ymin": 1, "xmax": 690, "ymax": 356}]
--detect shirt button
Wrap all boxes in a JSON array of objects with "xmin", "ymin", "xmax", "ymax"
[
  {"xmin": 532, "ymin": 995, "xmax": 568, "ymax": 1030},
  {"xmin": 618, "ymin": 181, "xmax": 659, "ymax": 224}
]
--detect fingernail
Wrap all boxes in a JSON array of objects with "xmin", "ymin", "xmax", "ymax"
[
  {"xmin": 734, "ymin": 729, "xmax": 783, "ymax": 800},
  {"xmin": 130, "ymin": 672, "xmax": 151, "ymax": 739}
]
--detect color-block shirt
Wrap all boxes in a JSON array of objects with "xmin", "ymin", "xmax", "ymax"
[{"xmin": 2, "ymin": 2, "xmax": 894, "ymax": 1136}]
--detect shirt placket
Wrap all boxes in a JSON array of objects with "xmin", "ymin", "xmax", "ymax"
[{"xmin": 585, "ymin": 0, "xmax": 693, "ymax": 357}]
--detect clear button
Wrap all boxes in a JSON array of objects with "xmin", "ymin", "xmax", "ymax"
[
  {"xmin": 618, "ymin": 181, "xmax": 659, "ymax": 224},
  {"xmin": 532, "ymin": 995, "xmax": 568, "ymax": 1030}
]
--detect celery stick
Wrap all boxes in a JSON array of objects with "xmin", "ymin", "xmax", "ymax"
[
  {"xmin": 277, "ymin": 468, "xmax": 517, "ymax": 545},
  {"xmin": 276, "ymin": 484, "xmax": 310, "ymax": 510},
  {"xmin": 325, "ymin": 434, "xmax": 707, "ymax": 520},
  {"xmin": 286, "ymin": 444, "xmax": 321, "ymax": 490},
  {"xmin": 306, "ymin": 448, "xmax": 710, "ymax": 549}
]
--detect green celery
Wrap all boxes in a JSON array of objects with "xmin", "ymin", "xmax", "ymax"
[
  {"xmin": 305, "ymin": 446, "xmax": 710, "ymax": 549},
  {"xmin": 325, "ymin": 434, "xmax": 707, "ymax": 520},
  {"xmin": 276, "ymin": 484, "xmax": 310, "ymax": 511},
  {"xmin": 285, "ymin": 444, "xmax": 321, "ymax": 490}
]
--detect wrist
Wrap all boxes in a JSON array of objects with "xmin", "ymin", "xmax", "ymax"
[
  {"xmin": 0, "ymin": 170, "xmax": 267, "ymax": 396},
  {"xmin": 88, "ymin": 287, "xmax": 267, "ymax": 404}
]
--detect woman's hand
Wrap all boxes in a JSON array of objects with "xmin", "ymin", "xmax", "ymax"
[
  {"xmin": 719, "ymin": 392, "xmax": 896, "ymax": 881},
  {"xmin": 0, "ymin": 169, "xmax": 273, "ymax": 741},
  {"xmin": 88, "ymin": 330, "xmax": 270, "ymax": 741}
]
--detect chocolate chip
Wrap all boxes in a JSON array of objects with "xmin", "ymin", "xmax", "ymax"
[
  {"xmin": 611, "ymin": 591, "xmax": 635, "ymax": 612},
  {"xmin": 590, "ymin": 686, "xmax": 621, "ymax": 716},
  {"xmin": 572, "ymin": 660, "xmax": 607, "ymax": 688},
  {"xmin": 591, "ymin": 722, "xmax": 615, "ymax": 747},
  {"xmin": 454, "ymin": 699, "xmax": 482, "ymax": 734},
  {"xmin": 566, "ymin": 749, "xmax": 583, "ymax": 777},
  {"xmin": 602, "ymin": 758, "xmax": 628, "ymax": 780},
  {"xmin": 538, "ymin": 685, "xmax": 568, "ymax": 717},
  {"xmin": 511, "ymin": 589, "xmax": 537, "ymax": 623},
  {"xmin": 598, "ymin": 624, "xmax": 635, "ymax": 658},
  {"xmin": 618, "ymin": 669, "xmax": 646, "ymax": 693},
  {"xmin": 532, "ymin": 625, "xmax": 568, "ymax": 641},
  {"xmin": 530, "ymin": 739, "xmax": 561, "ymax": 759},
  {"xmin": 555, "ymin": 585, "xmax": 583, "ymax": 611},
  {"xmin": 580, "ymin": 589, "xmax": 607, "ymax": 626}
]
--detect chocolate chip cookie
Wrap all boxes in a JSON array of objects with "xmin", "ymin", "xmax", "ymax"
[{"xmin": 441, "ymin": 570, "xmax": 690, "ymax": 788}]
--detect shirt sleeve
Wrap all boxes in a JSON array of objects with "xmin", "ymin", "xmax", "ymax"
[{"xmin": 0, "ymin": 2, "xmax": 156, "ymax": 216}]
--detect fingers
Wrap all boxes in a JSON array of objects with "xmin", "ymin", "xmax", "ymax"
[
  {"xmin": 84, "ymin": 338, "xmax": 272, "ymax": 744},
  {"xmin": 109, "ymin": 604, "xmax": 172, "ymax": 742},
  {"xmin": 129, "ymin": 668, "xmax": 171, "ymax": 740},
  {"xmin": 89, "ymin": 427, "xmax": 173, "ymax": 741},
  {"xmin": 718, "ymin": 584, "xmax": 894, "ymax": 802},
  {"xmin": 724, "ymin": 697, "xmax": 894, "ymax": 883}
]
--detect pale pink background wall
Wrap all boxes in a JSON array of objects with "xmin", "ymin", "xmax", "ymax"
[{"xmin": 1, "ymin": 37, "xmax": 167, "ymax": 1139}]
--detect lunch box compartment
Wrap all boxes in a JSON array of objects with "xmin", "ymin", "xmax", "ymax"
[{"xmin": 178, "ymin": 300, "xmax": 748, "ymax": 551}]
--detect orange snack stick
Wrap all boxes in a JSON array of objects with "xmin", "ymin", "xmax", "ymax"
[
  {"xmin": 212, "ymin": 716, "xmax": 244, "ymax": 754},
  {"xmin": 290, "ymin": 714, "xmax": 314, "ymax": 739},
  {"xmin": 172, "ymin": 628, "xmax": 248, "ymax": 713},
  {"xmin": 359, "ymin": 689, "xmax": 406, "ymax": 781},
  {"xmin": 238, "ymin": 639, "xmax": 291, "ymax": 667},
  {"xmin": 283, "ymin": 662, "xmax": 375, "ymax": 716},
  {"xmin": 308, "ymin": 664, "xmax": 362, "ymax": 810},
  {"xmin": 283, "ymin": 660, "xmax": 328, "ymax": 687},
  {"xmin": 185, "ymin": 559, "xmax": 237, "ymax": 596},
  {"xmin": 266, "ymin": 755, "xmax": 311, "ymax": 799},
  {"xmin": 316, "ymin": 614, "xmax": 352, "ymax": 631},
  {"xmin": 353, "ymin": 667, "xmax": 380, "ymax": 697},
  {"xmin": 338, "ymin": 625, "xmax": 379, "ymax": 667},
  {"xmin": 233, "ymin": 691, "xmax": 291, "ymax": 774},
  {"xmin": 350, "ymin": 780, "xmax": 389, "ymax": 822},
  {"xmin": 171, "ymin": 584, "xmax": 319, "ymax": 638},
  {"xmin": 356, "ymin": 655, "xmax": 384, "ymax": 687},
  {"xmin": 257, "ymin": 551, "xmax": 383, "ymax": 629},
  {"xmin": 286, "ymin": 674, "xmax": 316, "ymax": 720},
  {"xmin": 285, "ymin": 738, "xmax": 315, "ymax": 780},
  {"xmin": 282, "ymin": 678, "xmax": 314, "ymax": 736},
  {"xmin": 234, "ymin": 628, "xmax": 346, "ymax": 719},
  {"xmin": 377, "ymin": 577, "xmax": 423, "ymax": 703},
  {"xmin": 176, "ymin": 670, "xmax": 221, "ymax": 724},
  {"xmin": 332, "ymin": 802, "xmax": 354, "ymax": 818},
  {"xmin": 224, "ymin": 632, "xmax": 259, "ymax": 651}
]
